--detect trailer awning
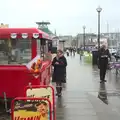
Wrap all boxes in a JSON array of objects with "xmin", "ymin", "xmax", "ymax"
[{"xmin": 0, "ymin": 28, "xmax": 52, "ymax": 40}]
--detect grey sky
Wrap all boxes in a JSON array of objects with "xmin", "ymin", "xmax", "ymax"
[{"xmin": 0, "ymin": 0, "xmax": 120, "ymax": 35}]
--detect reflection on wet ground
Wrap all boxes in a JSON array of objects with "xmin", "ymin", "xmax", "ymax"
[
  {"xmin": 66, "ymin": 55, "xmax": 120, "ymax": 92},
  {"xmin": 56, "ymin": 91, "xmax": 98, "ymax": 120},
  {"xmin": 98, "ymin": 83, "xmax": 108, "ymax": 104},
  {"xmin": 56, "ymin": 54, "xmax": 120, "ymax": 120},
  {"xmin": 75, "ymin": 54, "xmax": 120, "ymax": 94}
]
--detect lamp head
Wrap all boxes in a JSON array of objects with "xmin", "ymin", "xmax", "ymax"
[{"xmin": 96, "ymin": 6, "xmax": 102, "ymax": 12}]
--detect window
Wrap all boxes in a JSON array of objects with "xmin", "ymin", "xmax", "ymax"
[{"xmin": 0, "ymin": 39, "xmax": 31, "ymax": 65}]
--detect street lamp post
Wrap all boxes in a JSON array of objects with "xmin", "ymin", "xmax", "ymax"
[
  {"xmin": 83, "ymin": 26, "xmax": 86, "ymax": 50},
  {"xmin": 96, "ymin": 6, "xmax": 102, "ymax": 49},
  {"xmin": 76, "ymin": 35, "xmax": 79, "ymax": 49}
]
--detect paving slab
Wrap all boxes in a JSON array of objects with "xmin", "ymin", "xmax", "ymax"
[
  {"xmin": 87, "ymin": 93, "xmax": 120, "ymax": 120},
  {"xmin": 56, "ymin": 91, "xmax": 98, "ymax": 120}
]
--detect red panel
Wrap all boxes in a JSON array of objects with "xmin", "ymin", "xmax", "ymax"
[
  {"xmin": 0, "ymin": 61, "xmax": 51, "ymax": 99},
  {"xmin": 31, "ymin": 39, "xmax": 37, "ymax": 59},
  {"xmin": 0, "ymin": 65, "xmax": 41, "ymax": 98}
]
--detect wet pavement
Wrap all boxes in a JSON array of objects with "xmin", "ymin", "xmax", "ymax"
[
  {"xmin": 55, "ymin": 54, "xmax": 120, "ymax": 120},
  {"xmin": 66, "ymin": 55, "xmax": 120, "ymax": 92},
  {"xmin": 1, "ymin": 54, "xmax": 120, "ymax": 120}
]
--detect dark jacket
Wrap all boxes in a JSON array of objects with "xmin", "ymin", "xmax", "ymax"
[
  {"xmin": 98, "ymin": 48, "xmax": 111, "ymax": 67},
  {"xmin": 52, "ymin": 55, "xmax": 67, "ymax": 82}
]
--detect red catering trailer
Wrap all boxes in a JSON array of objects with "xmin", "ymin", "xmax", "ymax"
[{"xmin": 0, "ymin": 28, "xmax": 52, "ymax": 100}]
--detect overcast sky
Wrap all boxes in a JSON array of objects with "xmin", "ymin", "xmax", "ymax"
[{"xmin": 0, "ymin": 0, "xmax": 120, "ymax": 35}]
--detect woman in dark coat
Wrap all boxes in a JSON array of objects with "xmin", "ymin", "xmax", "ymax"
[{"xmin": 52, "ymin": 50, "xmax": 67, "ymax": 97}]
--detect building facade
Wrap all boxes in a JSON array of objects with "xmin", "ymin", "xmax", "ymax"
[
  {"xmin": 77, "ymin": 33, "xmax": 97, "ymax": 48},
  {"xmin": 101, "ymin": 33, "xmax": 120, "ymax": 48},
  {"xmin": 58, "ymin": 35, "xmax": 73, "ymax": 48}
]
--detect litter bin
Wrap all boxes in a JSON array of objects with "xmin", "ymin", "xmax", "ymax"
[
  {"xmin": 92, "ymin": 50, "xmax": 98, "ymax": 65},
  {"xmin": 77, "ymin": 48, "xmax": 80, "ymax": 54}
]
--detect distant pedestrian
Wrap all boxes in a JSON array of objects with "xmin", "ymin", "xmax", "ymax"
[
  {"xmin": 73, "ymin": 48, "xmax": 76, "ymax": 56},
  {"xmin": 98, "ymin": 44, "xmax": 111, "ymax": 83},
  {"xmin": 79, "ymin": 47, "xmax": 83, "ymax": 60},
  {"xmin": 80, "ymin": 50, "xmax": 82, "ymax": 60},
  {"xmin": 52, "ymin": 50, "xmax": 67, "ymax": 97},
  {"xmin": 69, "ymin": 48, "xmax": 72, "ymax": 56},
  {"xmin": 66, "ymin": 49, "xmax": 69, "ymax": 56}
]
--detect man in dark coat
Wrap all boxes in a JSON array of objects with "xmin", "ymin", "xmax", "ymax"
[
  {"xmin": 98, "ymin": 44, "xmax": 111, "ymax": 83},
  {"xmin": 52, "ymin": 50, "xmax": 67, "ymax": 97}
]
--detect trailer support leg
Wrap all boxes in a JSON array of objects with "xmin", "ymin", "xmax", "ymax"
[{"xmin": 3, "ymin": 92, "xmax": 10, "ymax": 113}]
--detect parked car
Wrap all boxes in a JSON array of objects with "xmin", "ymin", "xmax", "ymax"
[
  {"xmin": 114, "ymin": 49, "xmax": 120, "ymax": 61},
  {"xmin": 109, "ymin": 48, "xmax": 117, "ymax": 55}
]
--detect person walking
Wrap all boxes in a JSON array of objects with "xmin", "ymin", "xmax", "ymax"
[
  {"xmin": 79, "ymin": 46, "xmax": 83, "ymax": 60},
  {"xmin": 52, "ymin": 50, "xmax": 67, "ymax": 97},
  {"xmin": 98, "ymin": 44, "xmax": 111, "ymax": 83},
  {"xmin": 69, "ymin": 47, "xmax": 73, "ymax": 56},
  {"xmin": 73, "ymin": 48, "xmax": 76, "ymax": 56},
  {"xmin": 66, "ymin": 49, "xmax": 69, "ymax": 56}
]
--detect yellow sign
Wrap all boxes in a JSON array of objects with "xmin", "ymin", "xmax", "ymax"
[
  {"xmin": 26, "ymin": 87, "xmax": 53, "ymax": 106},
  {"xmin": 0, "ymin": 23, "xmax": 9, "ymax": 28},
  {"xmin": 13, "ymin": 100, "xmax": 50, "ymax": 120},
  {"xmin": 25, "ymin": 86, "xmax": 55, "ymax": 120}
]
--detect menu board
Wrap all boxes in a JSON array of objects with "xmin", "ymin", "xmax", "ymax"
[
  {"xmin": 25, "ymin": 86, "xmax": 55, "ymax": 120},
  {"xmin": 11, "ymin": 98, "xmax": 52, "ymax": 120}
]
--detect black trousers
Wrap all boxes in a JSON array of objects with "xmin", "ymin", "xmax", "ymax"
[{"xmin": 100, "ymin": 61, "xmax": 108, "ymax": 80}]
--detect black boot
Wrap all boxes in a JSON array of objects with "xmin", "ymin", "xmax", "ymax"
[
  {"xmin": 56, "ymin": 87, "xmax": 59, "ymax": 96},
  {"xmin": 103, "ymin": 80, "xmax": 107, "ymax": 82},
  {"xmin": 56, "ymin": 87, "xmax": 61, "ymax": 96},
  {"xmin": 60, "ymin": 87, "xmax": 62, "ymax": 93},
  {"xmin": 100, "ymin": 80, "xmax": 103, "ymax": 83},
  {"xmin": 100, "ymin": 79, "xmax": 104, "ymax": 83},
  {"xmin": 58, "ymin": 87, "xmax": 62, "ymax": 97},
  {"xmin": 57, "ymin": 87, "xmax": 62, "ymax": 97}
]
